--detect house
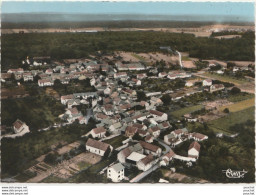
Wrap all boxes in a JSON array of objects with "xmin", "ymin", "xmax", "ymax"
[
  {"xmin": 148, "ymin": 126, "xmax": 161, "ymax": 138},
  {"xmin": 210, "ymin": 84, "xmax": 225, "ymax": 93},
  {"xmin": 216, "ymin": 70, "xmax": 224, "ymax": 74},
  {"xmin": 7, "ymin": 68, "xmax": 24, "ymax": 74},
  {"xmin": 13, "ymin": 119, "xmax": 30, "ymax": 134},
  {"xmin": 149, "ymin": 110, "xmax": 168, "ymax": 122},
  {"xmin": 61, "ymin": 94, "xmax": 75, "ymax": 104},
  {"xmin": 158, "ymin": 72, "xmax": 167, "ymax": 78},
  {"xmin": 137, "ymin": 130, "xmax": 148, "ymax": 138},
  {"xmin": 188, "ymin": 141, "xmax": 200, "ymax": 159},
  {"xmin": 184, "ymin": 114, "xmax": 197, "ymax": 122},
  {"xmin": 145, "ymin": 135, "xmax": 154, "ymax": 143},
  {"xmin": 171, "ymin": 128, "xmax": 188, "ymax": 138},
  {"xmin": 23, "ymin": 72, "xmax": 34, "ymax": 82},
  {"xmin": 137, "ymin": 73, "xmax": 147, "ymax": 80},
  {"xmin": 161, "ymin": 121, "xmax": 171, "ymax": 129},
  {"xmin": 185, "ymin": 80, "xmax": 194, "ymax": 87},
  {"xmin": 38, "ymin": 79, "xmax": 54, "ymax": 87},
  {"xmin": 150, "ymin": 97, "xmax": 163, "ymax": 106},
  {"xmin": 107, "ymin": 163, "xmax": 125, "ymax": 183},
  {"xmin": 117, "ymin": 143, "xmax": 143, "ymax": 163},
  {"xmin": 126, "ymin": 152, "xmax": 146, "ymax": 165},
  {"xmin": 164, "ymin": 133, "xmax": 176, "ymax": 145},
  {"xmin": 109, "ymin": 122, "xmax": 122, "ymax": 134},
  {"xmin": 91, "ymin": 127, "xmax": 107, "ymax": 138},
  {"xmin": 45, "ymin": 68, "xmax": 53, "ymax": 75},
  {"xmin": 125, "ymin": 126, "xmax": 138, "ymax": 137},
  {"xmin": 137, "ymin": 154, "xmax": 155, "ymax": 171},
  {"xmin": 161, "ymin": 149, "xmax": 175, "ymax": 166},
  {"xmin": 85, "ymin": 138, "xmax": 112, "ymax": 157},
  {"xmin": 114, "ymin": 72, "xmax": 127, "ymax": 79},
  {"xmin": 139, "ymin": 141, "xmax": 162, "ymax": 157},
  {"xmin": 190, "ymin": 132, "xmax": 208, "ymax": 141},
  {"xmin": 203, "ymin": 79, "xmax": 212, "ymax": 86}
]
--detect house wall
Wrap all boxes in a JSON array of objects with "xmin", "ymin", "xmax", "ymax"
[
  {"xmin": 188, "ymin": 148, "xmax": 199, "ymax": 158},
  {"xmin": 107, "ymin": 168, "xmax": 124, "ymax": 182},
  {"xmin": 14, "ymin": 124, "xmax": 29, "ymax": 134},
  {"xmin": 86, "ymin": 145, "xmax": 105, "ymax": 156}
]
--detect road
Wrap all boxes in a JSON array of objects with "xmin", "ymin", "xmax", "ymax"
[{"xmin": 176, "ymin": 50, "xmax": 183, "ymax": 68}]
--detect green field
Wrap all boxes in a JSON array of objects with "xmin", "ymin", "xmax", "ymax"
[
  {"xmin": 228, "ymin": 93, "xmax": 255, "ymax": 102},
  {"xmin": 171, "ymin": 104, "xmax": 204, "ymax": 118},
  {"xmin": 78, "ymin": 161, "xmax": 91, "ymax": 170},
  {"xmin": 220, "ymin": 98, "xmax": 255, "ymax": 112},
  {"xmin": 103, "ymin": 135, "xmax": 127, "ymax": 149},
  {"xmin": 203, "ymin": 72, "xmax": 248, "ymax": 85},
  {"xmin": 208, "ymin": 106, "xmax": 255, "ymax": 135}
]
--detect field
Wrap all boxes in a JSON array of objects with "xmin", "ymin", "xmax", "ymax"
[
  {"xmin": 207, "ymin": 106, "xmax": 254, "ymax": 134},
  {"xmin": 202, "ymin": 72, "xmax": 248, "ymax": 85},
  {"xmin": 219, "ymin": 98, "xmax": 255, "ymax": 113},
  {"xmin": 103, "ymin": 135, "xmax": 127, "ymax": 149},
  {"xmin": 227, "ymin": 93, "xmax": 255, "ymax": 102},
  {"xmin": 171, "ymin": 104, "xmax": 204, "ymax": 118}
]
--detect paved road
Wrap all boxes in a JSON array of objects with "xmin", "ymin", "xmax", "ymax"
[{"xmin": 156, "ymin": 138, "xmax": 171, "ymax": 155}]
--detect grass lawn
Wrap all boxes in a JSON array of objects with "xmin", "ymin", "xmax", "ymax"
[
  {"xmin": 182, "ymin": 56, "xmax": 190, "ymax": 61},
  {"xmin": 103, "ymin": 135, "xmax": 127, "ymax": 149},
  {"xmin": 41, "ymin": 175, "xmax": 66, "ymax": 183},
  {"xmin": 207, "ymin": 106, "xmax": 254, "ymax": 134},
  {"xmin": 228, "ymin": 93, "xmax": 255, "ymax": 102},
  {"xmin": 219, "ymin": 98, "xmax": 255, "ymax": 112},
  {"xmin": 77, "ymin": 161, "xmax": 91, "ymax": 170},
  {"xmin": 203, "ymin": 72, "xmax": 248, "ymax": 85},
  {"xmin": 171, "ymin": 104, "xmax": 204, "ymax": 118}
]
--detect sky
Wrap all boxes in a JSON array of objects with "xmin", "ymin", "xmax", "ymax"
[{"xmin": 1, "ymin": 1, "xmax": 255, "ymax": 22}]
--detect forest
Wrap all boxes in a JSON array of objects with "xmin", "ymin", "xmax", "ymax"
[{"xmin": 2, "ymin": 31, "xmax": 255, "ymax": 70}]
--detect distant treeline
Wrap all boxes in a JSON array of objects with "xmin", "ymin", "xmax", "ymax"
[
  {"xmin": 2, "ymin": 31, "xmax": 255, "ymax": 69},
  {"xmin": 2, "ymin": 20, "xmax": 253, "ymax": 29},
  {"xmin": 210, "ymin": 31, "xmax": 246, "ymax": 37}
]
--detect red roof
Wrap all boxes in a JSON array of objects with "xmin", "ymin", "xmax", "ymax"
[
  {"xmin": 140, "ymin": 154, "xmax": 154, "ymax": 165},
  {"xmin": 164, "ymin": 149, "xmax": 175, "ymax": 159},
  {"xmin": 86, "ymin": 138, "xmax": 110, "ymax": 152},
  {"xmin": 192, "ymin": 133, "xmax": 206, "ymax": 140},
  {"xmin": 139, "ymin": 141, "xmax": 160, "ymax": 152},
  {"xmin": 150, "ymin": 110, "xmax": 164, "ymax": 117},
  {"xmin": 92, "ymin": 127, "xmax": 106, "ymax": 134},
  {"xmin": 13, "ymin": 119, "xmax": 24, "ymax": 129},
  {"xmin": 189, "ymin": 141, "xmax": 201, "ymax": 152}
]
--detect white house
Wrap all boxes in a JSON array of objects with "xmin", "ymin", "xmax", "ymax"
[
  {"xmin": 149, "ymin": 110, "xmax": 168, "ymax": 122},
  {"xmin": 161, "ymin": 149, "xmax": 175, "ymax": 166},
  {"xmin": 109, "ymin": 122, "xmax": 122, "ymax": 134},
  {"xmin": 188, "ymin": 141, "xmax": 200, "ymax": 159},
  {"xmin": 210, "ymin": 84, "xmax": 225, "ymax": 93},
  {"xmin": 117, "ymin": 143, "xmax": 143, "ymax": 163},
  {"xmin": 137, "ymin": 154, "xmax": 155, "ymax": 171},
  {"xmin": 91, "ymin": 127, "xmax": 107, "ymax": 138},
  {"xmin": 203, "ymin": 79, "xmax": 212, "ymax": 86},
  {"xmin": 107, "ymin": 163, "xmax": 125, "ymax": 182},
  {"xmin": 13, "ymin": 119, "xmax": 30, "ymax": 134},
  {"xmin": 38, "ymin": 79, "xmax": 54, "ymax": 87},
  {"xmin": 139, "ymin": 141, "xmax": 162, "ymax": 157},
  {"xmin": 190, "ymin": 132, "xmax": 208, "ymax": 141},
  {"xmin": 61, "ymin": 94, "xmax": 75, "ymax": 104},
  {"xmin": 86, "ymin": 138, "xmax": 112, "ymax": 157}
]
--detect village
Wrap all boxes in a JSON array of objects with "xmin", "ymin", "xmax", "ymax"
[{"xmin": 1, "ymin": 47, "xmax": 255, "ymax": 183}]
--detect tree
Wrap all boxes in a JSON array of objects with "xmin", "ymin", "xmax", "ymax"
[
  {"xmin": 161, "ymin": 94, "xmax": 171, "ymax": 105},
  {"xmin": 223, "ymin": 108, "xmax": 229, "ymax": 113},
  {"xmin": 137, "ymin": 91, "xmax": 146, "ymax": 101},
  {"xmin": 230, "ymin": 87, "xmax": 241, "ymax": 95},
  {"xmin": 44, "ymin": 152, "xmax": 58, "ymax": 165}
]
